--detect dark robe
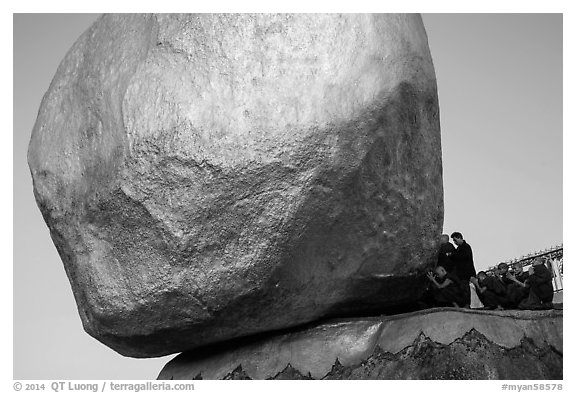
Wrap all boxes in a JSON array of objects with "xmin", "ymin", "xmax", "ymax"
[
  {"xmin": 506, "ymin": 271, "xmax": 530, "ymax": 306},
  {"xmin": 519, "ymin": 265, "xmax": 554, "ymax": 309},
  {"xmin": 487, "ymin": 275, "xmax": 508, "ymax": 295},
  {"xmin": 432, "ymin": 273, "xmax": 468, "ymax": 307},
  {"xmin": 477, "ymin": 276, "xmax": 513, "ymax": 309},
  {"xmin": 438, "ymin": 242, "xmax": 456, "ymax": 272},
  {"xmin": 452, "ymin": 240, "xmax": 477, "ymax": 282},
  {"xmin": 499, "ymin": 270, "xmax": 513, "ymax": 286},
  {"xmin": 515, "ymin": 270, "xmax": 530, "ymax": 283}
]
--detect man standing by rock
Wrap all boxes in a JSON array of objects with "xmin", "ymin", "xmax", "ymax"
[
  {"xmin": 437, "ymin": 234, "xmax": 456, "ymax": 273},
  {"xmin": 450, "ymin": 232, "xmax": 477, "ymax": 282}
]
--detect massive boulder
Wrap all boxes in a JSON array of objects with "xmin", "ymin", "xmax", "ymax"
[
  {"xmin": 158, "ymin": 309, "xmax": 564, "ymax": 380},
  {"xmin": 28, "ymin": 13, "xmax": 442, "ymax": 357}
]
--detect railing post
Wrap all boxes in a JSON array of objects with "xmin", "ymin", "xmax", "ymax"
[{"xmin": 550, "ymin": 258, "xmax": 563, "ymax": 292}]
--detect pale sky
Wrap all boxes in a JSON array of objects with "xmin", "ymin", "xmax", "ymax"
[
  {"xmin": 426, "ymin": 13, "xmax": 562, "ymax": 270},
  {"xmin": 13, "ymin": 13, "xmax": 562, "ymax": 379}
]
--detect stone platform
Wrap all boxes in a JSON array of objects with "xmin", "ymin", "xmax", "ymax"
[{"xmin": 158, "ymin": 308, "xmax": 562, "ymax": 380}]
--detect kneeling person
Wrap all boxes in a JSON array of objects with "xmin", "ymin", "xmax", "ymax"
[
  {"xmin": 426, "ymin": 266, "xmax": 468, "ymax": 308},
  {"xmin": 505, "ymin": 262, "xmax": 530, "ymax": 307},
  {"xmin": 470, "ymin": 271, "xmax": 512, "ymax": 310},
  {"xmin": 518, "ymin": 257, "xmax": 554, "ymax": 310}
]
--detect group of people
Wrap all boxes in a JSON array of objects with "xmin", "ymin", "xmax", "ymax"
[{"xmin": 421, "ymin": 232, "xmax": 555, "ymax": 311}]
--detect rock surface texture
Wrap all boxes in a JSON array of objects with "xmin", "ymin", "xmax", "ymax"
[
  {"xmin": 158, "ymin": 308, "xmax": 563, "ymax": 380},
  {"xmin": 28, "ymin": 14, "xmax": 442, "ymax": 357}
]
